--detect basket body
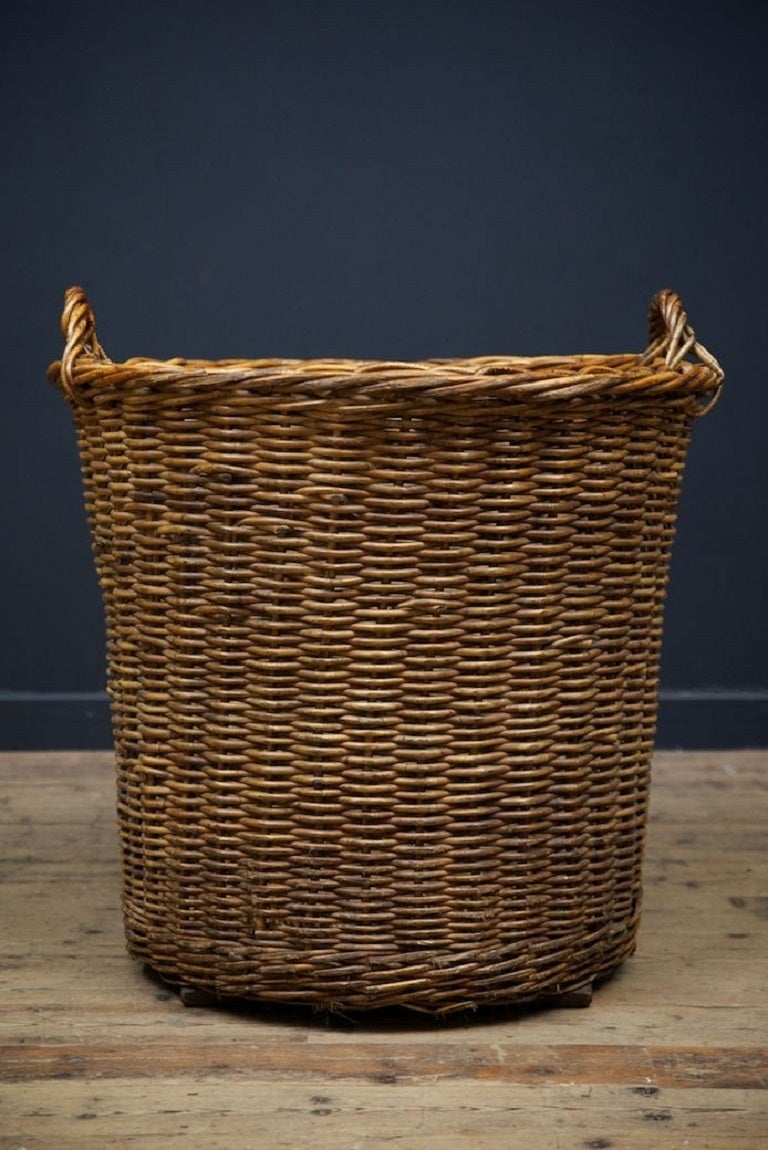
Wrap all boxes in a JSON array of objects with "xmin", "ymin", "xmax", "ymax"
[{"xmin": 51, "ymin": 289, "xmax": 722, "ymax": 1012}]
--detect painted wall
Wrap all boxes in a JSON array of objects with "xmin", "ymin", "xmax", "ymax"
[{"xmin": 2, "ymin": 0, "xmax": 766, "ymax": 747}]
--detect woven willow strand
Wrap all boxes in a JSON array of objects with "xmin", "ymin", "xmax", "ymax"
[{"xmin": 49, "ymin": 289, "xmax": 722, "ymax": 1012}]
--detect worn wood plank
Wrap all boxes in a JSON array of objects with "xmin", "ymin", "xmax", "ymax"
[
  {"xmin": 2, "ymin": 993, "xmax": 766, "ymax": 1051},
  {"xmin": 2, "ymin": 1041, "xmax": 767, "ymax": 1087},
  {"xmin": 1, "ymin": 1005, "xmax": 766, "ymax": 1052},
  {"xmin": 1, "ymin": 1080, "xmax": 766, "ymax": 1149}
]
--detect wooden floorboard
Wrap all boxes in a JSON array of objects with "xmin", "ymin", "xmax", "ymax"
[{"xmin": 1, "ymin": 749, "xmax": 766, "ymax": 1148}]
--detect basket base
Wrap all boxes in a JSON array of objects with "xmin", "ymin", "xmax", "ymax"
[
  {"xmin": 131, "ymin": 924, "xmax": 637, "ymax": 1015},
  {"xmin": 173, "ymin": 977, "xmax": 595, "ymax": 1011},
  {"xmin": 141, "ymin": 962, "xmax": 625, "ymax": 1019}
]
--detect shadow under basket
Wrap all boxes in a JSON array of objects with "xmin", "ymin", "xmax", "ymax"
[{"xmin": 49, "ymin": 288, "xmax": 723, "ymax": 1014}]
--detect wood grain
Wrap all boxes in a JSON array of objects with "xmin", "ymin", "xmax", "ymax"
[
  {"xmin": 2, "ymin": 1040, "xmax": 766, "ymax": 1087},
  {"xmin": 1, "ymin": 749, "xmax": 766, "ymax": 1148}
]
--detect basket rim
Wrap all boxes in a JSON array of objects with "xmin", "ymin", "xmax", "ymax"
[{"xmin": 48, "ymin": 286, "xmax": 724, "ymax": 411}]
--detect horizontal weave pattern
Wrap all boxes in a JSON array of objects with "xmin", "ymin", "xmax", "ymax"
[{"xmin": 50, "ymin": 289, "xmax": 722, "ymax": 1012}]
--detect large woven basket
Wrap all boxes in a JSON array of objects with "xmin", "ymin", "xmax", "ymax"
[{"xmin": 50, "ymin": 288, "xmax": 722, "ymax": 1013}]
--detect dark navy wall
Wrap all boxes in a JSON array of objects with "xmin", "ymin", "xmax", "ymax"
[{"xmin": 2, "ymin": 0, "xmax": 766, "ymax": 748}]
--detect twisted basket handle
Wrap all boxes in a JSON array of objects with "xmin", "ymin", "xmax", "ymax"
[
  {"xmin": 644, "ymin": 289, "xmax": 724, "ymax": 411},
  {"xmin": 56, "ymin": 286, "xmax": 109, "ymax": 402}
]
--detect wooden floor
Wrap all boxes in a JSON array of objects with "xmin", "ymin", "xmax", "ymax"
[{"xmin": 1, "ymin": 750, "xmax": 766, "ymax": 1149}]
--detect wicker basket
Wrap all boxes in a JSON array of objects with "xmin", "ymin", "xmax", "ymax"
[{"xmin": 49, "ymin": 287, "xmax": 722, "ymax": 1013}]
